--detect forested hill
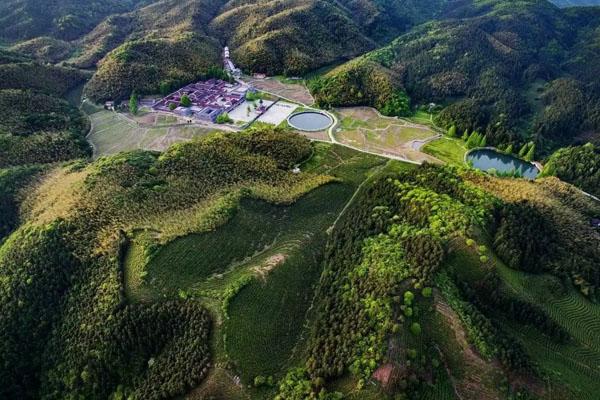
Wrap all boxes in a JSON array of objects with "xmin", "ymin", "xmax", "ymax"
[
  {"xmin": 0, "ymin": 0, "xmax": 151, "ymax": 40},
  {"xmin": 550, "ymin": 0, "xmax": 600, "ymax": 7},
  {"xmin": 0, "ymin": 0, "xmax": 455, "ymax": 101},
  {"xmin": 310, "ymin": 0, "xmax": 600, "ymax": 154},
  {"xmin": 0, "ymin": 127, "xmax": 323, "ymax": 399}
]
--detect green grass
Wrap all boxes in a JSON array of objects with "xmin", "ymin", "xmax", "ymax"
[
  {"xmin": 274, "ymin": 75, "xmax": 305, "ymax": 84},
  {"xmin": 302, "ymin": 142, "xmax": 387, "ymax": 185},
  {"xmin": 422, "ymin": 137, "xmax": 467, "ymax": 165},
  {"xmin": 407, "ymin": 110, "xmax": 436, "ymax": 126}
]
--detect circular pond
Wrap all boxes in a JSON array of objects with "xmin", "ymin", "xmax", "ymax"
[
  {"xmin": 466, "ymin": 148, "xmax": 540, "ymax": 179},
  {"xmin": 287, "ymin": 111, "xmax": 333, "ymax": 132}
]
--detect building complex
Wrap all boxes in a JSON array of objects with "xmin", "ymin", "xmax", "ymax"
[{"xmin": 152, "ymin": 79, "xmax": 249, "ymax": 122}]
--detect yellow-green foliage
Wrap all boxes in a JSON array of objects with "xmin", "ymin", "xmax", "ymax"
[
  {"xmin": 66, "ymin": 0, "xmax": 225, "ymax": 68},
  {"xmin": 0, "ymin": 126, "xmax": 327, "ymax": 399},
  {"xmin": 10, "ymin": 37, "xmax": 73, "ymax": 63},
  {"xmin": 467, "ymin": 173, "xmax": 600, "ymax": 299},
  {"xmin": 85, "ymin": 33, "xmax": 221, "ymax": 102},
  {"xmin": 211, "ymin": 0, "xmax": 372, "ymax": 75},
  {"xmin": 0, "ymin": 62, "xmax": 87, "ymax": 96}
]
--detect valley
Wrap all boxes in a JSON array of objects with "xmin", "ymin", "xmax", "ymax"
[{"xmin": 2, "ymin": 1, "xmax": 600, "ymax": 400}]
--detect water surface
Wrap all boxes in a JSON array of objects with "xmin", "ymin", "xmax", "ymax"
[
  {"xmin": 288, "ymin": 111, "xmax": 332, "ymax": 131},
  {"xmin": 467, "ymin": 148, "xmax": 539, "ymax": 179}
]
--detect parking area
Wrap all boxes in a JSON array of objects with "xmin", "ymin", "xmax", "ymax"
[
  {"xmin": 256, "ymin": 101, "xmax": 297, "ymax": 125},
  {"xmin": 228, "ymin": 100, "xmax": 274, "ymax": 123}
]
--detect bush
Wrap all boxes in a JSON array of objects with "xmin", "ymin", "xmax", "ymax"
[
  {"xmin": 180, "ymin": 94, "xmax": 191, "ymax": 107},
  {"xmin": 216, "ymin": 112, "xmax": 232, "ymax": 124},
  {"xmin": 410, "ymin": 322, "xmax": 422, "ymax": 335}
]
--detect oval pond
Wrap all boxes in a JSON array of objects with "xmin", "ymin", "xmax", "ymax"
[
  {"xmin": 288, "ymin": 111, "xmax": 333, "ymax": 132},
  {"xmin": 466, "ymin": 148, "xmax": 540, "ymax": 179}
]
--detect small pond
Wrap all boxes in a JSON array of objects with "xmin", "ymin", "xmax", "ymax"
[
  {"xmin": 466, "ymin": 148, "xmax": 540, "ymax": 179},
  {"xmin": 288, "ymin": 111, "xmax": 333, "ymax": 131}
]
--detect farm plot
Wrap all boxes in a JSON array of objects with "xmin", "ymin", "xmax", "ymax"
[
  {"xmin": 87, "ymin": 110, "xmax": 216, "ymax": 157},
  {"xmin": 333, "ymin": 107, "xmax": 441, "ymax": 163},
  {"xmin": 447, "ymin": 237, "xmax": 600, "ymax": 399},
  {"xmin": 223, "ymin": 183, "xmax": 353, "ymax": 381},
  {"xmin": 494, "ymin": 264, "xmax": 600, "ymax": 399},
  {"xmin": 246, "ymin": 76, "xmax": 314, "ymax": 105}
]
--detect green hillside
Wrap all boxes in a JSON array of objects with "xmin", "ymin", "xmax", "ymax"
[
  {"xmin": 84, "ymin": 33, "xmax": 222, "ymax": 102},
  {"xmin": 550, "ymin": 0, "xmax": 600, "ymax": 6},
  {"xmin": 313, "ymin": 0, "xmax": 600, "ymax": 153},
  {"xmin": 542, "ymin": 143, "xmax": 600, "ymax": 197},
  {"xmin": 3, "ymin": 0, "xmax": 600, "ymax": 399},
  {"xmin": 0, "ymin": 126, "xmax": 331, "ymax": 399},
  {"xmin": 0, "ymin": 0, "xmax": 150, "ymax": 40},
  {"xmin": 276, "ymin": 164, "xmax": 600, "ymax": 399}
]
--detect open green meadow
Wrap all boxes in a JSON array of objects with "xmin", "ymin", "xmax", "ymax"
[
  {"xmin": 407, "ymin": 110, "xmax": 436, "ymax": 126},
  {"xmin": 422, "ymin": 137, "xmax": 467, "ymax": 165}
]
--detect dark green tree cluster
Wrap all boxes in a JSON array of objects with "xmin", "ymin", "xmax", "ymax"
[
  {"xmin": 298, "ymin": 165, "xmax": 496, "ymax": 396},
  {"xmin": 359, "ymin": 1, "xmax": 600, "ymax": 152},
  {"xmin": 542, "ymin": 143, "xmax": 600, "ymax": 198},
  {"xmin": 469, "ymin": 171, "xmax": 600, "ymax": 299},
  {"xmin": 129, "ymin": 90, "xmax": 139, "ymax": 114},
  {"xmin": 465, "ymin": 131, "xmax": 487, "ymax": 149},
  {"xmin": 0, "ymin": 0, "xmax": 146, "ymax": 40},
  {"xmin": 0, "ymin": 165, "xmax": 44, "ymax": 240},
  {"xmin": 493, "ymin": 200, "xmax": 557, "ymax": 273},
  {"xmin": 461, "ymin": 272, "xmax": 570, "ymax": 343},
  {"xmin": 0, "ymin": 62, "xmax": 87, "ymax": 96},
  {"xmin": 84, "ymin": 34, "xmax": 222, "ymax": 102},
  {"xmin": 309, "ymin": 59, "xmax": 411, "ymax": 117},
  {"xmin": 0, "ymin": 89, "xmax": 91, "ymax": 168},
  {"xmin": 435, "ymin": 272, "xmax": 532, "ymax": 371},
  {"xmin": 233, "ymin": 125, "xmax": 312, "ymax": 169}
]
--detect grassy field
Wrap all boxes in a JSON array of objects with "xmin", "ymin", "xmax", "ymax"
[
  {"xmin": 87, "ymin": 110, "xmax": 216, "ymax": 156},
  {"xmin": 422, "ymin": 137, "xmax": 467, "ymax": 165},
  {"xmin": 333, "ymin": 107, "xmax": 439, "ymax": 163},
  {"xmin": 407, "ymin": 110, "xmax": 436, "ymax": 126}
]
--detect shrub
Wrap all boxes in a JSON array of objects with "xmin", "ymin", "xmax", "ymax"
[
  {"xmin": 410, "ymin": 322, "xmax": 422, "ymax": 335},
  {"xmin": 216, "ymin": 112, "xmax": 233, "ymax": 124},
  {"xmin": 180, "ymin": 94, "xmax": 191, "ymax": 107}
]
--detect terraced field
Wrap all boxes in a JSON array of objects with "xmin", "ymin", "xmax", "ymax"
[
  {"xmin": 446, "ymin": 237, "xmax": 600, "ymax": 399},
  {"xmin": 87, "ymin": 110, "xmax": 218, "ymax": 156},
  {"xmin": 333, "ymin": 107, "xmax": 440, "ymax": 163},
  {"xmin": 495, "ymin": 265, "xmax": 600, "ymax": 399},
  {"xmin": 121, "ymin": 143, "xmax": 393, "ymax": 391}
]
